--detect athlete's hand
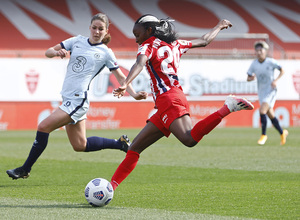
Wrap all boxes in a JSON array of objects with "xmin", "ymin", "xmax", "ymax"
[
  {"xmin": 56, "ymin": 49, "xmax": 68, "ymax": 59},
  {"xmin": 113, "ymin": 84, "xmax": 127, "ymax": 98},
  {"xmin": 218, "ymin": 19, "xmax": 232, "ymax": 30},
  {"xmin": 133, "ymin": 91, "xmax": 148, "ymax": 100},
  {"xmin": 271, "ymin": 80, "xmax": 277, "ymax": 89},
  {"xmin": 247, "ymin": 74, "xmax": 256, "ymax": 81}
]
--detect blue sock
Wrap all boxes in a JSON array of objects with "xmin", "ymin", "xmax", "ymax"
[
  {"xmin": 22, "ymin": 131, "xmax": 49, "ymax": 172},
  {"xmin": 271, "ymin": 117, "xmax": 283, "ymax": 134},
  {"xmin": 260, "ymin": 114, "xmax": 267, "ymax": 135},
  {"xmin": 85, "ymin": 136, "xmax": 122, "ymax": 152}
]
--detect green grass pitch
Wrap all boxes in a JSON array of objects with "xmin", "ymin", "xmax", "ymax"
[{"xmin": 1, "ymin": 128, "xmax": 299, "ymax": 220}]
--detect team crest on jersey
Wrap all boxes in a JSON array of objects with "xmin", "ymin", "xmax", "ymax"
[
  {"xmin": 177, "ymin": 40, "xmax": 189, "ymax": 45},
  {"xmin": 25, "ymin": 69, "xmax": 39, "ymax": 94},
  {"xmin": 94, "ymin": 53, "xmax": 101, "ymax": 59}
]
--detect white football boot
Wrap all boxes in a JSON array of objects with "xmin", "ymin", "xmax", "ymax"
[{"xmin": 225, "ymin": 95, "xmax": 254, "ymax": 112}]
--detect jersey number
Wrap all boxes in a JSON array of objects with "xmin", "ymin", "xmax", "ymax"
[{"xmin": 157, "ymin": 46, "xmax": 180, "ymax": 74}]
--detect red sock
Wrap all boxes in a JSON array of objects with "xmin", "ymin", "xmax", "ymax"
[
  {"xmin": 217, "ymin": 105, "xmax": 231, "ymax": 118},
  {"xmin": 111, "ymin": 150, "xmax": 140, "ymax": 190},
  {"xmin": 190, "ymin": 112, "xmax": 222, "ymax": 142}
]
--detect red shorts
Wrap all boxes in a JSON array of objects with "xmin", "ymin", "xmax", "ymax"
[{"xmin": 148, "ymin": 87, "xmax": 190, "ymax": 137}]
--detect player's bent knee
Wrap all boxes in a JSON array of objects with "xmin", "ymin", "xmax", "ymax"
[
  {"xmin": 72, "ymin": 146, "xmax": 85, "ymax": 152},
  {"xmin": 184, "ymin": 142, "xmax": 197, "ymax": 148},
  {"xmin": 71, "ymin": 142, "xmax": 87, "ymax": 152},
  {"xmin": 181, "ymin": 138, "xmax": 197, "ymax": 148},
  {"xmin": 37, "ymin": 123, "xmax": 49, "ymax": 133}
]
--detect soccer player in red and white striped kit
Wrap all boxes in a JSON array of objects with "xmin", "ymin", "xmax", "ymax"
[{"xmin": 111, "ymin": 14, "xmax": 254, "ymax": 190}]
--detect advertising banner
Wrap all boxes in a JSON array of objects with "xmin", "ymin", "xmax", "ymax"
[
  {"xmin": 0, "ymin": 100, "xmax": 299, "ymax": 130},
  {"xmin": 0, "ymin": 58, "xmax": 299, "ymax": 130},
  {"xmin": 0, "ymin": 59, "xmax": 299, "ymax": 101}
]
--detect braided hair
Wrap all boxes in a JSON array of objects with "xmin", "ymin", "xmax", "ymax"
[{"xmin": 135, "ymin": 14, "xmax": 178, "ymax": 44}]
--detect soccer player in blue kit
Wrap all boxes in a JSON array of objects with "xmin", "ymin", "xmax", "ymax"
[
  {"xmin": 6, "ymin": 13, "xmax": 147, "ymax": 180},
  {"xmin": 247, "ymin": 41, "xmax": 288, "ymax": 145}
]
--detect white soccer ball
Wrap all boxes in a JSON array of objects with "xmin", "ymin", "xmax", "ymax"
[{"xmin": 84, "ymin": 178, "xmax": 114, "ymax": 207}]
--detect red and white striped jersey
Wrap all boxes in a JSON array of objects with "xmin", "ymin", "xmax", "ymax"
[{"xmin": 137, "ymin": 36, "xmax": 192, "ymax": 100}]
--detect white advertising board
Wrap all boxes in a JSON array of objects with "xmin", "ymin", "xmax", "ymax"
[{"xmin": 0, "ymin": 58, "xmax": 299, "ymax": 101}]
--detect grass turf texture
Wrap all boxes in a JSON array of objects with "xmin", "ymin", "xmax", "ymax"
[{"xmin": 0, "ymin": 128, "xmax": 299, "ymax": 220}]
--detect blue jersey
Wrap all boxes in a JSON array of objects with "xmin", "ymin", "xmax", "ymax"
[{"xmin": 60, "ymin": 35, "xmax": 118, "ymax": 99}]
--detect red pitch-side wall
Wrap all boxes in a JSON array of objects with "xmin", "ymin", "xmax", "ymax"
[{"xmin": 0, "ymin": 101, "xmax": 299, "ymax": 130}]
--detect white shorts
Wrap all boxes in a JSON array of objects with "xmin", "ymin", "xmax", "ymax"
[
  {"xmin": 59, "ymin": 93, "xmax": 89, "ymax": 124},
  {"xmin": 259, "ymin": 89, "xmax": 277, "ymax": 108}
]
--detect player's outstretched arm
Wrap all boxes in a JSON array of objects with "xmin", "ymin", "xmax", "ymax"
[
  {"xmin": 113, "ymin": 54, "xmax": 148, "ymax": 98},
  {"xmin": 190, "ymin": 19, "xmax": 232, "ymax": 48},
  {"xmin": 112, "ymin": 68, "xmax": 148, "ymax": 100}
]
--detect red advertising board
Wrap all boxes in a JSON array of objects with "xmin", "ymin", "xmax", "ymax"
[{"xmin": 0, "ymin": 100, "xmax": 299, "ymax": 130}]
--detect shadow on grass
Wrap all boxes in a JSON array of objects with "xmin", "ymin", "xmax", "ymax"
[{"xmin": 0, "ymin": 203, "xmax": 120, "ymax": 209}]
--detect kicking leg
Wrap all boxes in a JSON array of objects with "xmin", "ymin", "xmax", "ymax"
[
  {"xmin": 111, "ymin": 122, "xmax": 164, "ymax": 190},
  {"xmin": 189, "ymin": 95, "xmax": 250, "ymax": 142}
]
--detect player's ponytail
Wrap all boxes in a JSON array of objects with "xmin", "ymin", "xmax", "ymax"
[
  {"xmin": 154, "ymin": 18, "xmax": 177, "ymax": 44},
  {"xmin": 135, "ymin": 14, "xmax": 178, "ymax": 44},
  {"xmin": 102, "ymin": 33, "xmax": 111, "ymax": 45}
]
